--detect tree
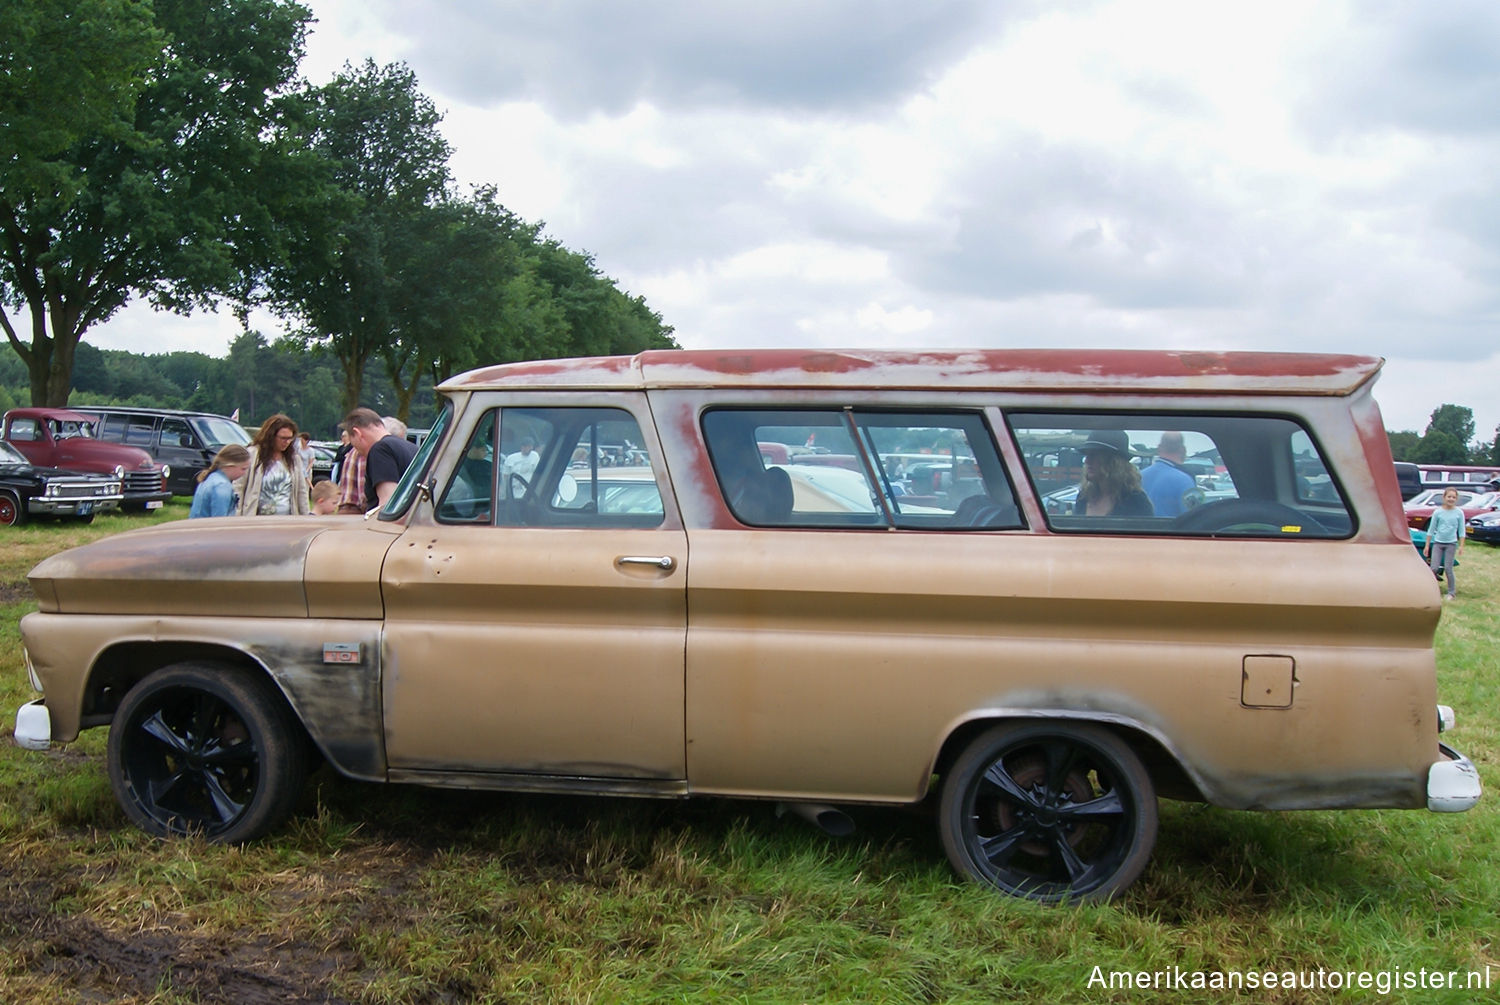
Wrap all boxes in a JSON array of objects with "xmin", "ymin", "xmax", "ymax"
[
  {"xmin": 0, "ymin": 0, "xmax": 161, "ymax": 199},
  {"xmin": 1411, "ymin": 429, "xmax": 1466, "ymax": 465},
  {"xmin": 1386, "ymin": 430, "xmax": 1420, "ymax": 462},
  {"xmin": 0, "ymin": 0, "xmax": 314, "ymax": 405},
  {"xmin": 266, "ymin": 60, "xmax": 452, "ymax": 412},
  {"xmin": 1425, "ymin": 404, "xmax": 1475, "ymax": 454}
]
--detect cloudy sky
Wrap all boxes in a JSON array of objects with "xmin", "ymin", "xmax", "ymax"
[{"xmin": 95, "ymin": 0, "xmax": 1500, "ymax": 439}]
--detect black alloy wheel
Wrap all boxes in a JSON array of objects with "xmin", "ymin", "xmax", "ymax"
[
  {"xmin": 939, "ymin": 722, "xmax": 1157, "ymax": 903},
  {"xmin": 107, "ymin": 663, "xmax": 308, "ymax": 842}
]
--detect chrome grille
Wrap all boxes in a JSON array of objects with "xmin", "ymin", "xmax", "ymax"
[
  {"xmin": 52, "ymin": 481, "xmax": 119, "ymax": 499},
  {"xmin": 123, "ymin": 471, "xmax": 163, "ymax": 494}
]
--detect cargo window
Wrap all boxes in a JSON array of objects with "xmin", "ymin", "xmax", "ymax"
[
  {"xmin": 703, "ymin": 409, "xmax": 1021, "ymax": 530},
  {"xmin": 1007, "ymin": 413, "xmax": 1354, "ymax": 538},
  {"xmin": 122, "ymin": 417, "xmax": 155, "ymax": 446}
]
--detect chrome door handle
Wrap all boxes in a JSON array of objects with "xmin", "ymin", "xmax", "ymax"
[{"xmin": 616, "ymin": 555, "xmax": 676, "ymax": 571}]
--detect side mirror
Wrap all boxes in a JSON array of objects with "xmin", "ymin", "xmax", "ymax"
[{"xmin": 556, "ymin": 473, "xmax": 578, "ymax": 503}]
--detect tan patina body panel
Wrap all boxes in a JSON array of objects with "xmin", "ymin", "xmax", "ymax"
[{"xmin": 16, "ymin": 349, "xmax": 1453, "ymax": 814}]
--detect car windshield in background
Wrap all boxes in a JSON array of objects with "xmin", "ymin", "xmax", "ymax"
[
  {"xmin": 1008, "ymin": 413, "xmax": 1354, "ymax": 538},
  {"xmin": 190, "ymin": 416, "xmax": 252, "ymax": 449},
  {"xmin": 0, "ymin": 441, "xmax": 29, "ymax": 465}
]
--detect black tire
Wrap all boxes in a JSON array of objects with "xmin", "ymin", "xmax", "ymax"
[
  {"xmin": 76, "ymin": 513, "xmax": 96, "ymax": 525},
  {"xmin": 939, "ymin": 722, "xmax": 1157, "ymax": 903},
  {"xmin": 107, "ymin": 662, "xmax": 308, "ymax": 842},
  {"xmin": 1171, "ymin": 499, "xmax": 1323, "ymax": 535},
  {"xmin": 0, "ymin": 490, "xmax": 24, "ymax": 527}
]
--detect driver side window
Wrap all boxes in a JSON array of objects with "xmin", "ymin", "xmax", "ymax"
[{"xmin": 435, "ymin": 407, "xmax": 664, "ymax": 528}]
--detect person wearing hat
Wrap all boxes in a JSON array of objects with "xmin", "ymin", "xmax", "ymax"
[{"xmin": 1073, "ymin": 430, "xmax": 1153, "ymax": 517}]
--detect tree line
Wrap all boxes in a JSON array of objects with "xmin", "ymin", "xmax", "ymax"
[
  {"xmin": 0, "ymin": 0, "xmax": 675, "ymax": 421},
  {"xmin": 1387, "ymin": 404, "xmax": 1500, "ymax": 466}
]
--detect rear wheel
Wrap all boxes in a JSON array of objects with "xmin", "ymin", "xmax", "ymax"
[
  {"xmin": 939, "ymin": 722, "xmax": 1157, "ymax": 903},
  {"xmin": 107, "ymin": 663, "xmax": 308, "ymax": 842},
  {"xmin": 0, "ymin": 490, "xmax": 24, "ymax": 527}
]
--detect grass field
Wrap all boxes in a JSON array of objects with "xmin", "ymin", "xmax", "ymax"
[{"xmin": 1, "ymin": 505, "xmax": 1495, "ymax": 1003}]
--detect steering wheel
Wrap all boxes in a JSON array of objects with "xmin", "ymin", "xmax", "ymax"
[{"xmin": 1170, "ymin": 499, "xmax": 1326, "ymax": 536}]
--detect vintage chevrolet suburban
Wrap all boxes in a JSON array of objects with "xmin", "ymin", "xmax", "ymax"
[{"xmin": 14, "ymin": 349, "xmax": 1482, "ymax": 902}]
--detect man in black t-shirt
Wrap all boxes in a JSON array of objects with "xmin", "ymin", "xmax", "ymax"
[{"xmin": 344, "ymin": 407, "xmax": 418, "ymax": 510}]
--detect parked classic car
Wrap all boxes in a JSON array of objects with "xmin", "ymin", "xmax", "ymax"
[
  {"xmin": 0, "ymin": 441, "xmax": 123, "ymax": 526},
  {"xmin": 1403, "ymin": 488, "xmax": 1500, "ymax": 531},
  {"xmin": 79, "ymin": 405, "xmax": 251, "ymax": 496},
  {"xmin": 2, "ymin": 408, "xmax": 171, "ymax": 510},
  {"xmin": 14, "ymin": 349, "xmax": 1481, "ymax": 904},
  {"xmin": 1467, "ymin": 510, "xmax": 1500, "ymax": 545}
]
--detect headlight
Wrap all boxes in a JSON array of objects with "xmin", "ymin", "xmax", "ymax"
[
  {"xmin": 160, "ymin": 464, "xmax": 171, "ymax": 479},
  {"xmin": 113, "ymin": 464, "xmax": 125, "ymax": 478},
  {"xmin": 45, "ymin": 483, "xmax": 59, "ymax": 497}
]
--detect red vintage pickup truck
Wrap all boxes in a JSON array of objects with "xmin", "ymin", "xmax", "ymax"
[{"xmin": 2, "ymin": 408, "xmax": 171, "ymax": 511}]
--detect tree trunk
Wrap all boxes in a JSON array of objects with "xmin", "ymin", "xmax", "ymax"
[
  {"xmin": 44, "ymin": 333, "xmax": 78, "ymax": 406},
  {"xmin": 340, "ymin": 352, "xmax": 364, "ymax": 415}
]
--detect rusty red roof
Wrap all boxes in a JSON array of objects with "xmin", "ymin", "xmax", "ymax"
[{"xmin": 441, "ymin": 348, "xmax": 1383, "ymax": 396}]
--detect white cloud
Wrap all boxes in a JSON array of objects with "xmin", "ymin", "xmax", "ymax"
[{"xmin": 83, "ymin": 0, "xmax": 1500, "ymax": 442}]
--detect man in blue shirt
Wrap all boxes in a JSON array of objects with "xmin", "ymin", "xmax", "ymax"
[{"xmin": 1140, "ymin": 431, "xmax": 1198, "ymax": 518}]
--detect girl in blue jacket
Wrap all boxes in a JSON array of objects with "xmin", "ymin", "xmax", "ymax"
[{"xmin": 189, "ymin": 444, "xmax": 251, "ymax": 518}]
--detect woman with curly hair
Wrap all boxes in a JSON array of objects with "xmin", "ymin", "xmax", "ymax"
[
  {"xmin": 1073, "ymin": 430, "xmax": 1153, "ymax": 517},
  {"xmin": 234, "ymin": 413, "xmax": 310, "ymax": 516}
]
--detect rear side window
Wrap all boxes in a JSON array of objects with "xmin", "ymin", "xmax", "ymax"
[
  {"xmin": 1007, "ymin": 413, "xmax": 1354, "ymax": 538},
  {"xmin": 703, "ymin": 409, "xmax": 1022, "ymax": 530}
]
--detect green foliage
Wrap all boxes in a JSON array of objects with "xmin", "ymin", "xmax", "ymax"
[
  {"xmin": 1411, "ymin": 428, "xmax": 1467, "ymax": 465},
  {"xmin": 1426, "ymin": 404, "xmax": 1476, "ymax": 447},
  {"xmin": 0, "ymin": 0, "xmax": 161, "ymax": 198},
  {"xmin": 1387, "ymin": 429, "xmax": 1420, "ymax": 461},
  {"xmin": 0, "ymin": 0, "xmax": 314, "ymax": 405}
]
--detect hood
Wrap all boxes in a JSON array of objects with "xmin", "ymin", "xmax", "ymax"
[
  {"xmin": 0, "ymin": 461, "xmax": 116, "ymax": 482},
  {"xmin": 29, "ymin": 518, "xmax": 330, "ymax": 616},
  {"xmin": 51, "ymin": 438, "xmax": 157, "ymax": 469}
]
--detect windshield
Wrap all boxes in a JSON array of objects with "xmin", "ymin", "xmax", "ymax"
[
  {"xmin": 50, "ymin": 419, "xmax": 95, "ymax": 440},
  {"xmin": 0, "ymin": 441, "xmax": 28, "ymax": 465},
  {"xmin": 379, "ymin": 402, "xmax": 452, "ymax": 521},
  {"xmin": 190, "ymin": 416, "xmax": 252, "ymax": 448}
]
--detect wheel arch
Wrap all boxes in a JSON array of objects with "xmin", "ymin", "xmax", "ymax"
[
  {"xmin": 82, "ymin": 641, "xmax": 299, "ymax": 734},
  {"xmin": 930, "ymin": 712, "xmax": 1206, "ymax": 804}
]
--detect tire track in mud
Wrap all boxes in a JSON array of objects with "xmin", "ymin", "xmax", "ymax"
[{"xmin": 2, "ymin": 880, "xmax": 356, "ymax": 1004}]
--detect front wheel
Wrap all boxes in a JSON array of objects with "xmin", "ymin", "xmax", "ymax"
[
  {"xmin": 939, "ymin": 722, "xmax": 1157, "ymax": 903},
  {"xmin": 0, "ymin": 490, "xmax": 24, "ymax": 527},
  {"xmin": 107, "ymin": 663, "xmax": 308, "ymax": 842}
]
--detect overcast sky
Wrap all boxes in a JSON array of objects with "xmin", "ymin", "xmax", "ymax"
[{"xmin": 94, "ymin": 0, "xmax": 1500, "ymax": 439}]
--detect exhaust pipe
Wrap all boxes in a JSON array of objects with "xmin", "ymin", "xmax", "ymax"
[{"xmin": 776, "ymin": 802, "xmax": 855, "ymax": 837}]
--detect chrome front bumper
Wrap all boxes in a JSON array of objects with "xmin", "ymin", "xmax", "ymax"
[{"xmin": 1428, "ymin": 742, "xmax": 1481, "ymax": 812}]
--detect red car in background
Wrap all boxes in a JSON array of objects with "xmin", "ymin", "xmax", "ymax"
[{"xmin": 1403, "ymin": 488, "xmax": 1500, "ymax": 531}]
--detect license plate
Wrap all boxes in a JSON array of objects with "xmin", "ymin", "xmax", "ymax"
[
  {"xmin": 146, "ymin": 500, "xmax": 164, "ymax": 509},
  {"xmin": 77, "ymin": 502, "xmax": 93, "ymax": 516}
]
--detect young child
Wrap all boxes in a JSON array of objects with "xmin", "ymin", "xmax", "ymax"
[
  {"xmin": 189, "ymin": 444, "xmax": 251, "ymax": 518},
  {"xmin": 311, "ymin": 479, "xmax": 341, "ymax": 515},
  {"xmin": 1424, "ymin": 487, "xmax": 1466, "ymax": 601}
]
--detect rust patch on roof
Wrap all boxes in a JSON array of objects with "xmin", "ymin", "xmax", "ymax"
[{"xmin": 439, "ymin": 349, "xmax": 1383, "ymax": 396}]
